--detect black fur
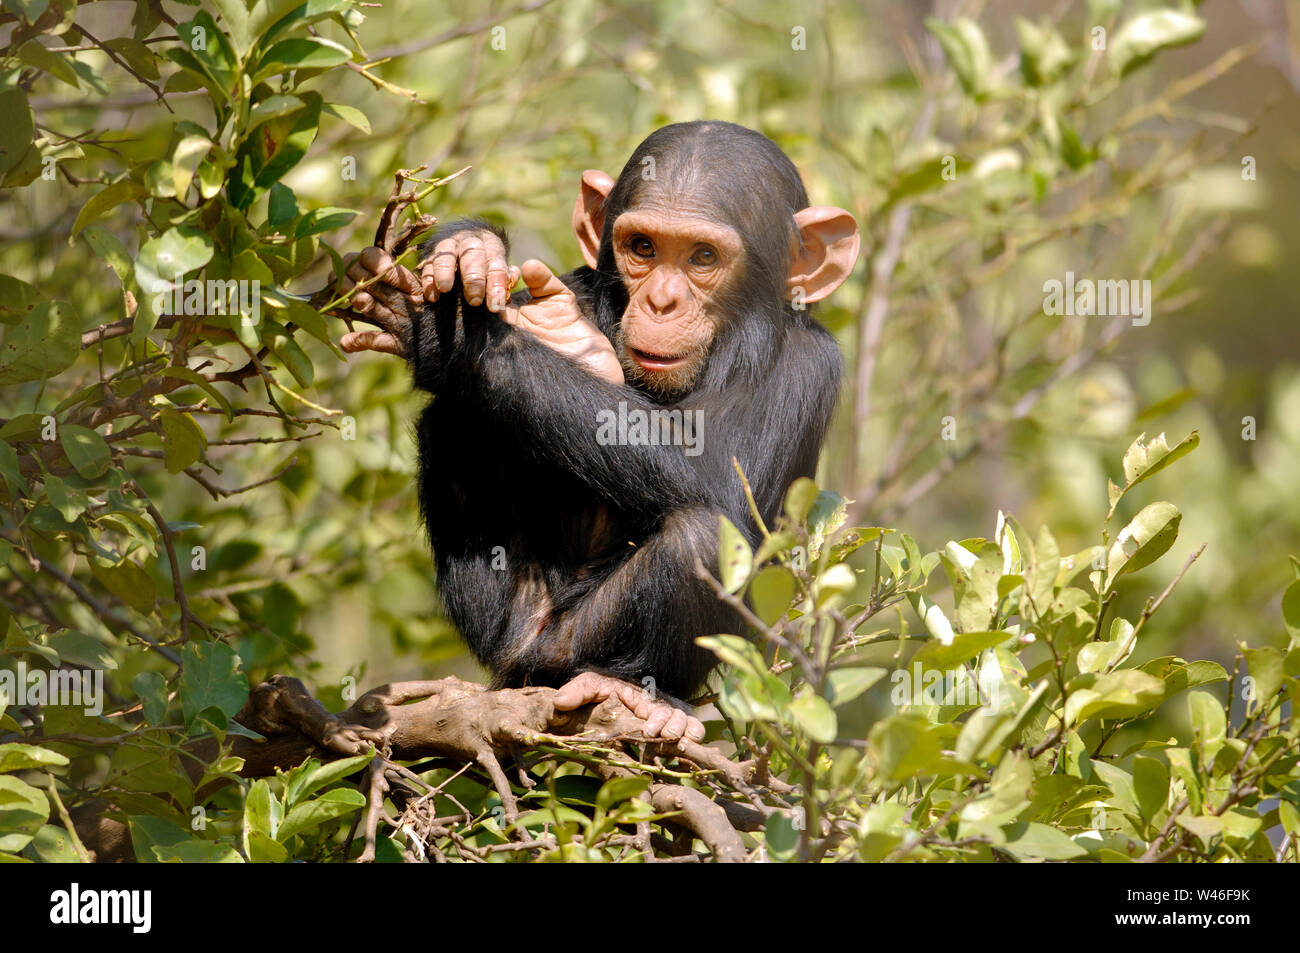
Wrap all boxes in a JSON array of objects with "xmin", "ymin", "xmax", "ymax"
[{"xmin": 405, "ymin": 122, "xmax": 842, "ymax": 697}]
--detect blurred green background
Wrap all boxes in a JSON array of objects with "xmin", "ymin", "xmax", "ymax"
[{"xmin": 3, "ymin": 0, "xmax": 1297, "ymax": 711}]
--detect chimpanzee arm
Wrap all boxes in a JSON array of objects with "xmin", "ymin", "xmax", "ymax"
[{"xmin": 450, "ymin": 310, "xmax": 840, "ymax": 529}]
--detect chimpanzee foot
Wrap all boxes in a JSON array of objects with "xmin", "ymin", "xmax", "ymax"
[
  {"xmin": 239, "ymin": 675, "xmax": 386, "ymax": 756},
  {"xmin": 551, "ymin": 672, "xmax": 706, "ymax": 742}
]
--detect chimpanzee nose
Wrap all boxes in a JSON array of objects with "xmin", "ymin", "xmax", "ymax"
[{"xmin": 645, "ymin": 271, "xmax": 689, "ymax": 318}]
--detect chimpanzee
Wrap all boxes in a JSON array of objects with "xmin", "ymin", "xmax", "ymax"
[{"xmin": 338, "ymin": 121, "xmax": 859, "ymax": 740}]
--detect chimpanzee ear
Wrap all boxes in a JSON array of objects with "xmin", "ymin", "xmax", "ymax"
[
  {"xmin": 572, "ymin": 170, "xmax": 616, "ymax": 269},
  {"xmin": 787, "ymin": 206, "xmax": 861, "ymax": 303}
]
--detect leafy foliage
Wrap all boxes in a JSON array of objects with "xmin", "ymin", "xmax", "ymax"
[
  {"xmin": 0, "ymin": 2, "xmax": 1294, "ymax": 861},
  {"xmin": 704, "ymin": 433, "xmax": 1297, "ymax": 862}
]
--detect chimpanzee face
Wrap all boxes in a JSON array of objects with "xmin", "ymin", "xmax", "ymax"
[
  {"xmin": 610, "ymin": 205, "xmax": 745, "ymax": 400},
  {"xmin": 569, "ymin": 123, "xmax": 862, "ymax": 403}
]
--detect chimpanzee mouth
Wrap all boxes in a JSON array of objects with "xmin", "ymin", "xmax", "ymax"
[{"xmin": 627, "ymin": 347, "xmax": 688, "ymax": 371}]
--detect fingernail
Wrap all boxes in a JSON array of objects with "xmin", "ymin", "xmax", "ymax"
[{"xmin": 467, "ymin": 294, "xmax": 483, "ymax": 307}]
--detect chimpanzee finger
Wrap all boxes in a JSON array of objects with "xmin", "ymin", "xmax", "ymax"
[
  {"xmin": 341, "ymin": 330, "xmax": 405, "ymax": 357},
  {"xmin": 643, "ymin": 704, "xmax": 671, "ymax": 737},
  {"xmin": 683, "ymin": 715, "xmax": 706, "ymax": 742},
  {"xmin": 659, "ymin": 708, "xmax": 689, "ymax": 741},
  {"xmin": 458, "ymin": 240, "xmax": 490, "ymax": 307},
  {"xmin": 519, "ymin": 259, "xmax": 569, "ymax": 301},
  {"xmin": 355, "ymin": 247, "xmax": 421, "ymax": 301},
  {"xmin": 349, "ymin": 289, "xmax": 374, "ymax": 314},
  {"xmin": 486, "ymin": 255, "xmax": 511, "ymax": 312},
  {"xmin": 429, "ymin": 238, "xmax": 464, "ymax": 296}
]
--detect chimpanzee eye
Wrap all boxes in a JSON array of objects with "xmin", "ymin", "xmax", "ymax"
[
  {"xmin": 629, "ymin": 236, "xmax": 655, "ymax": 258},
  {"xmin": 691, "ymin": 246, "xmax": 717, "ymax": 267}
]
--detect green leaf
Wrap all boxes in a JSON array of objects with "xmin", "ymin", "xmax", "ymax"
[
  {"xmin": 82, "ymin": 225, "xmax": 134, "ymax": 287},
  {"xmin": 764, "ymin": 812, "xmax": 799, "ymax": 862},
  {"xmin": 1243, "ymin": 646, "xmax": 1284, "ymax": 707},
  {"xmin": 28, "ymin": 823, "xmax": 83, "ymax": 863},
  {"xmin": 47, "ymin": 630, "xmax": 116, "ymax": 669},
  {"xmin": 789, "ymin": 691, "xmax": 837, "ymax": 743},
  {"xmin": 1105, "ymin": 502, "xmax": 1181, "ymax": 588},
  {"xmin": 127, "ymin": 816, "xmax": 190, "ymax": 863},
  {"xmin": 133, "ymin": 671, "xmax": 168, "ymax": 726},
  {"xmin": 18, "ymin": 40, "xmax": 80, "ymax": 88},
  {"xmin": 253, "ymin": 36, "xmax": 353, "ymax": 82},
  {"xmin": 134, "ymin": 226, "xmax": 214, "ymax": 298},
  {"xmin": 1188, "ymin": 690, "xmax": 1226, "ymax": 763},
  {"xmin": 0, "ymin": 88, "xmax": 35, "ymax": 177},
  {"xmin": 1077, "ymin": 618, "xmax": 1135, "ymax": 674},
  {"xmin": 0, "ymin": 438, "xmax": 29, "ymax": 496},
  {"xmin": 1166, "ymin": 748, "xmax": 1201, "ymax": 815},
  {"xmin": 1132, "ymin": 754, "xmax": 1169, "ymax": 822},
  {"xmin": 267, "ymin": 182, "xmax": 300, "ymax": 228},
  {"xmin": 826, "ymin": 667, "xmax": 887, "ymax": 707},
  {"xmin": 171, "ymin": 134, "xmax": 211, "ymax": 199},
  {"xmin": 0, "ymin": 274, "xmax": 44, "ymax": 325},
  {"xmin": 696, "ymin": 635, "xmax": 767, "ymax": 680},
  {"xmin": 0, "ymin": 743, "xmax": 69, "ymax": 773},
  {"xmin": 245, "ymin": 830, "xmax": 288, "ymax": 863},
  {"xmin": 717, "ymin": 516, "xmax": 752, "ymax": 593},
  {"xmin": 870, "ymin": 715, "xmax": 944, "ymax": 782},
  {"xmin": 276, "ymin": 788, "xmax": 365, "ymax": 842},
  {"xmin": 179, "ymin": 641, "xmax": 249, "ymax": 726},
  {"xmin": 1281, "ymin": 580, "xmax": 1300, "ymax": 639},
  {"xmin": 228, "ymin": 92, "xmax": 322, "ymax": 209},
  {"xmin": 70, "ymin": 182, "xmax": 147, "ymax": 240},
  {"xmin": 1110, "ymin": 9, "xmax": 1206, "ymax": 77},
  {"xmin": 1120, "ymin": 431, "xmax": 1199, "ymax": 491},
  {"xmin": 160, "ymin": 409, "xmax": 206, "ymax": 474},
  {"xmin": 749, "ymin": 565, "xmax": 795, "ymax": 626},
  {"xmin": 1065, "ymin": 670, "xmax": 1166, "ymax": 725},
  {"xmin": 244, "ymin": 779, "xmax": 282, "ymax": 840},
  {"xmin": 58, "ymin": 425, "xmax": 110, "ymax": 479},
  {"xmin": 322, "ymin": 101, "xmax": 370, "ymax": 134},
  {"xmin": 289, "ymin": 753, "xmax": 374, "ymax": 807},
  {"xmin": 595, "ymin": 775, "xmax": 651, "ymax": 813},
  {"xmin": 925, "ymin": 17, "xmax": 993, "ymax": 97},
  {"xmin": 1015, "ymin": 17, "xmax": 1074, "ymax": 86},
  {"xmin": 914, "ymin": 630, "xmax": 1010, "ymax": 671},
  {"xmin": 43, "ymin": 473, "xmax": 87, "ymax": 523},
  {"xmin": 783, "ymin": 477, "xmax": 818, "ymax": 523},
  {"xmin": 0, "ymin": 775, "xmax": 48, "ymax": 853},
  {"xmin": 1000, "ymin": 821, "xmax": 1088, "ymax": 860},
  {"xmin": 90, "ymin": 557, "xmax": 156, "ymax": 614},
  {"xmin": 806, "ymin": 490, "xmax": 848, "ymax": 553},
  {"xmin": 294, "ymin": 206, "xmax": 358, "ymax": 238},
  {"xmin": 267, "ymin": 329, "xmax": 313, "ymax": 387},
  {"xmin": 813, "ymin": 562, "xmax": 855, "ymax": 604},
  {"xmin": 246, "ymin": 94, "xmax": 307, "ymax": 134},
  {"xmin": 0, "ymin": 300, "xmax": 80, "ymax": 385}
]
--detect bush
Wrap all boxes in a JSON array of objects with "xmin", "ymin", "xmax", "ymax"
[{"xmin": 1, "ymin": 2, "xmax": 1294, "ymax": 862}]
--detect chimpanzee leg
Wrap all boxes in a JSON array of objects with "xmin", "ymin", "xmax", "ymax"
[{"xmin": 494, "ymin": 506, "xmax": 735, "ymax": 698}]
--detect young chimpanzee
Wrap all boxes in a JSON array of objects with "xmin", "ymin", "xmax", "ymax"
[{"xmin": 338, "ymin": 121, "xmax": 859, "ymax": 740}]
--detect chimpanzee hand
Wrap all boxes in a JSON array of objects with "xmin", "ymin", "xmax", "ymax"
[
  {"xmin": 420, "ymin": 228, "xmax": 519, "ymax": 313},
  {"xmin": 506, "ymin": 260, "xmax": 624, "ymax": 384},
  {"xmin": 552, "ymin": 671, "xmax": 706, "ymax": 742},
  {"xmin": 336, "ymin": 246, "xmax": 422, "ymax": 357}
]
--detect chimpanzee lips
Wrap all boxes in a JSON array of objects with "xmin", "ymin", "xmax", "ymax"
[{"xmin": 627, "ymin": 347, "xmax": 688, "ymax": 371}]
